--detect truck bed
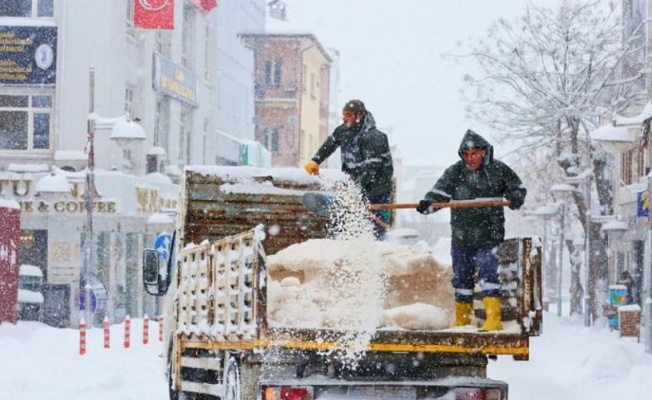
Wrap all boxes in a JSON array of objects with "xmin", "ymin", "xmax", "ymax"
[{"xmin": 173, "ymin": 167, "xmax": 542, "ymax": 359}]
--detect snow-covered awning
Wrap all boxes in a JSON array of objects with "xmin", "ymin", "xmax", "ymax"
[
  {"xmin": 613, "ymin": 102, "xmax": 652, "ymax": 126},
  {"xmin": 590, "ymin": 125, "xmax": 636, "ymax": 154},
  {"xmin": 34, "ymin": 173, "xmax": 71, "ymax": 194},
  {"xmin": 601, "ymin": 219, "xmax": 629, "ymax": 232}
]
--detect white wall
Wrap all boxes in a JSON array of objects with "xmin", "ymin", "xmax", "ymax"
[{"xmin": 214, "ymin": 0, "xmax": 265, "ymax": 164}]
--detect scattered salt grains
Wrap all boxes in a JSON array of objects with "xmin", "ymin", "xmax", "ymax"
[{"xmin": 266, "ymin": 174, "xmax": 454, "ymax": 367}]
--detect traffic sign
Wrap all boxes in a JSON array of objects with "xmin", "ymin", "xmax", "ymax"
[{"xmin": 154, "ymin": 233, "xmax": 172, "ymax": 260}]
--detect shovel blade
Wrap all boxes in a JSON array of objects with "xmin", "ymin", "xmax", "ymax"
[{"xmin": 301, "ymin": 192, "xmax": 334, "ymax": 217}]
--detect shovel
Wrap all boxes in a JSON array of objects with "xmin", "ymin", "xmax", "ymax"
[{"xmin": 302, "ymin": 192, "xmax": 510, "ymax": 218}]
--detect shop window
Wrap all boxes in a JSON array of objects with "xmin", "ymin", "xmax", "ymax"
[
  {"xmin": 0, "ymin": 94, "xmax": 52, "ymax": 151},
  {"xmin": 0, "ymin": 0, "xmax": 53, "ymax": 17}
]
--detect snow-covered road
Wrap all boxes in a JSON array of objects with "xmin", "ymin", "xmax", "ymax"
[{"xmin": 1, "ymin": 313, "xmax": 650, "ymax": 399}]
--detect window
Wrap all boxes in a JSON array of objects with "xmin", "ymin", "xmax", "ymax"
[
  {"xmin": 126, "ymin": 0, "xmax": 135, "ymax": 39},
  {"xmin": 264, "ymin": 128, "xmax": 279, "ymax": 152},
  {"xmin": 265, "ymin": 60, "xmax": 282, "ymax": 86},
  {"xmin": 0, "ymin": 94, "xmax": 52, "ymax": 151},
  {"xmin": 154, "ymin": 97, "xmax": 170, "ymax": 148},
  {"xmin": 179, "ymin": 106, "xmax": 194, "ymax": 166},
  {"xmin": 204, "ymin": 24, "xmax": 211, "ymax": 81},
  {"xmin": 310, "ymin": 72, "xmax": 316, "ymax": 98},
  {"xmin": 125, "ymin": 86, "xmax": 134, "ymax": 116},
  {"xmin": 621, "ymin": 150, "xmax": 633, "ymax": 185},
  {"xmin": 182, "ymin": 7, "xmax": 196, "ymax": 68},
  {"xmin": 0, "ymin": 0, "xmax": 53, "ymax": 17}
]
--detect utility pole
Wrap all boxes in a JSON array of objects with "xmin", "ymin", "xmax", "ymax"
[
  {"xmin": 83, "ymin": 66, "xmax": 96, "ymax": 326},
  {"xmin": 584, "ymin": 174, "xmax": 591, "ymax": 327},
  {"xmin": 645, "ymin": 175, "xmax": 652, "ymax": 353}
]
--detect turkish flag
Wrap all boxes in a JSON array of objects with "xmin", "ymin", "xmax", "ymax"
[
  {"xmin": 134, "ymin": 0, "xmax": 174, "ymax": 30},
  {"xmin": 189, "ymin": 0, "xmax": 217, "ymax": 13}
]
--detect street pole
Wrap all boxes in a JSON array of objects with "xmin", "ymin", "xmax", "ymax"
[
  {"xmin": 557, "ymin": 203, "xmax": 565, "ymax": 318},
  {"xmin": 584, "ymin": 175, "xmax": 591, "ymax": 327},
  {"xmin": 645, "ymin": 175, "xmax": 652, "ymax": 353},
  {"xmin": 83, "ymin": 67, "xmax": 96, "ymax": 327}
]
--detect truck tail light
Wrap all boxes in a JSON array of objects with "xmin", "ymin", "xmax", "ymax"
[
  {"xmin": 263, "ymin": 386, "xmax": 313, "ymax": 400},
  {"xmin": 456, "ymin": 387, "xmax": 503, "ymax": 400}
]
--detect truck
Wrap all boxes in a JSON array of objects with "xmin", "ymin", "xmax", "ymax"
[{"xmin": 143, "ymin": 166, "xmax": 542, "ymax": 400}]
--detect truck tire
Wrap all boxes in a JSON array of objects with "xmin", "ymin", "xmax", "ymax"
[{"xmin": 224, "ymin": 357, "xmax": 241, "ymax": 400}]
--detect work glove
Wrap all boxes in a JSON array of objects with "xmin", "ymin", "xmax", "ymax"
[
  {"xmin": 417, "ymin": 199, "xmax": 437, "ymax": 215},
  {"xmin": 305, "ymin": 161, "xmax": 319, "ymax": 175},
  {"xmin": 506, "ymin": 193, "xmax": 524, "ymax": 210}
]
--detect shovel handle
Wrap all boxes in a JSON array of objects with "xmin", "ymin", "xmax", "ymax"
[{"xmin": 367, "ymin": 200, "xmax": 510, "ymax": 211}]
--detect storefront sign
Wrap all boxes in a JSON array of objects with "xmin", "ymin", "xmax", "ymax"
[
  {"xmin": 0, "ymin": 25, "xmax": 57, "ymax": 85},
  {"xmin": 152, "ymin": 52, "xmax": 198, "ymax": 106},
  {"xmin": 637, "ymin": 190, "xmax": 649, "ymax": 218}
]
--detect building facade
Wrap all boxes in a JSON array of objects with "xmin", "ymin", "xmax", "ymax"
[
  {"xmin": 0, "ymin": 0, "xmax": 221, "ymax": 327},
  {"xmin": 243, "ymin": 31, "xmax": 331, "ymax": 167}
]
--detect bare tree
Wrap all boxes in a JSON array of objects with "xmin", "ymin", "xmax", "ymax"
[{"xmin": 450, "ymin": 0, "xmax": 646, "ymax": 321}]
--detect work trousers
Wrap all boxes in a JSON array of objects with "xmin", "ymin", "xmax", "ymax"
[{"xmin": 451, "ymin": 244, "xmax": 501, "ymax": 302}]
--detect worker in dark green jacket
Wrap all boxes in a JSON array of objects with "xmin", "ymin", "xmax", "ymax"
[
  {"xmin": 305, "ymin": 99, "xmax": 394, "ymax": 240},
  {"xmin": 416, "ymin": 129, "xmax": 526, "ymax": 331}
]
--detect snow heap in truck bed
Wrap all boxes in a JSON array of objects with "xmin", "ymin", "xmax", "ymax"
[{"xmin": 266, "ymin": 238, "xmax": 454, "ymax": 331}]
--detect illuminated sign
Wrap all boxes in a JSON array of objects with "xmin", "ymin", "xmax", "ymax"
[
  {"xmin": 0, "ymin": 26, "xmax": 57, "ymax": 86},
  {"xmin": 152, "ymin": 52, "xmax": 198, "ymax": 106}
]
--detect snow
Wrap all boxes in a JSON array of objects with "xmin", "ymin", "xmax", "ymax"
[
  {"xmin": 17, "ymin": 289, "xmax": 44, "ymax": 304},
  {"xmin": 34, "ymin": 172, "xmax": 71, "ymax": 193},
  {"xmin": 0, "ymin": 320, "xmax": 167, "ymax": 400},
  {"xmin": 1, "ymin": 312, "xmax": 651, "ymax": 399},
  {"xmin": 0, "ymin": 199, "xmax": 20, "ymax": 209},
  {"xmin": 109, "ymin": 115, "xmax": 146, "ymax": 140},
  {"xmin": 54, "ymin": 150, "xmax": 88, "ymax": 161},
  {"xmin": 590, "ymin": 125, "xmax": 635, "ymax": 143},
  {"xmin": 613, "ymin": 101, "xmax": 652, "ymax": 125},
  {"xmin": 19, "ymin": 264, "xmax": 43, "ymax": 277}
]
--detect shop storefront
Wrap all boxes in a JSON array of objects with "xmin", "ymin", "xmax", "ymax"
[{"xmin": 1, "ymin": 167, "xmax": 178, "ymax": 327}]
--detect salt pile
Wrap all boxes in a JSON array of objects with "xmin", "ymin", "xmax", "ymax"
[{"xmin": 266, "ymin": 238, "xmax": 454, "ymax": 331}]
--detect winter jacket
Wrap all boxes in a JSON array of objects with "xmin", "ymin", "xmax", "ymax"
[
  {"xmin": 424, "ymin": 129, "xmax": 526, "ymax": 248},
  {"xmin": 311, "ymin": 110, "xmax": 394, "ymax": 199}
]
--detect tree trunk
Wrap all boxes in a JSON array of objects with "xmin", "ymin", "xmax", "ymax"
[
  {"xmin": 567, "ymin": 240, "xmax": 584, "ymax": 315},
  {"xmin": 589, "ymin": 220, "xmax": 609, "ymax": 323}
]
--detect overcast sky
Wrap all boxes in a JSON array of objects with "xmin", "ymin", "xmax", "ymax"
[{"xmin": 283, "ymin": 0, "xmax": 534, "ymax": 168}]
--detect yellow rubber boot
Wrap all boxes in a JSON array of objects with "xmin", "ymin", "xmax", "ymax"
[
  {"xmin": 452, "ymin": 302, "xmax": 473, "ymax": 327},
  {"xmin": 479, "ymin": 297, "xmax": 503, "ymax": 331}
]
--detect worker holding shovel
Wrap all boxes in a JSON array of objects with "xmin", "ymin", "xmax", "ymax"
[
  {"xmin": 305, "ymin": 99, "xmax": 394, "ymax": 240},
  {"xmin": 417, "ymin": 129, "xmax": 527, "ymax": 331}
]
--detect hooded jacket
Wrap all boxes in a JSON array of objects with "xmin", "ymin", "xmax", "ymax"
[
  {"xmin": 311, "ymin": 110, "xmax": 394, "ymax": 198},
  {"xmin": 424, "ymin": 129, "xmax": 526, "ymax": 247}
]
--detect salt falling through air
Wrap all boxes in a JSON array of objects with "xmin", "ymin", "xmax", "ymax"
[{"xmin": 313, "ymin": 175, "xmax": 387, "ymax": 367}]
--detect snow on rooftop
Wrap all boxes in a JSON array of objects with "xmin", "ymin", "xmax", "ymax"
[
  {"xmin": 147, "ymin": 213, "xmax": 174, "ymax": 225},
  {"xmin": 590, "ymin": 125, "xmax": 634, "ymax": 142},
  {"xmin": 613, "ymin": 102, "xmax": 652, "ymax": 125},
  {"xmin": 601, "ymin": 220, "xmax": 628, "ymax": 232}
]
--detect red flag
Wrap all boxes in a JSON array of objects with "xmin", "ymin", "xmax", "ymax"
[
  {"xmin": 134, "ymin": 0, "xmax": 174, "ymax": 30},
  {"xmin": 189, "ymin": 0, "xmax": 217, "ymax": 13}
]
